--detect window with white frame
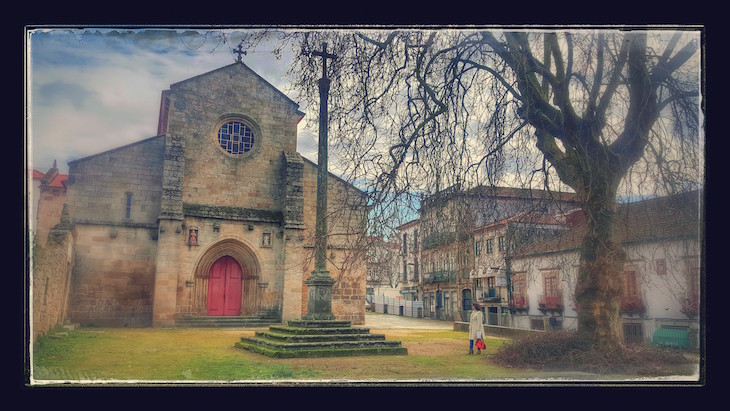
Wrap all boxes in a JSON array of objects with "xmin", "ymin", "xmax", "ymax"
[{"xmin": 485, "ymin": 238, "xmax": 494, "ymax": 254}]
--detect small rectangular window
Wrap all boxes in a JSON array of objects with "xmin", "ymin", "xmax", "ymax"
[
  {"xmin": 530, "ymin": 318, "xmax": 545, "ymax": 330},
  {"xmin": 125, "ymin": 193, "xmax": 133, "ymax": 219},
  {"xmin": 623, "ymin": 322, "xmax": 644, "ymax": 345}
]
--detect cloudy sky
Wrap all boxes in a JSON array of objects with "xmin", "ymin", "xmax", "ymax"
[{"xmin": 27, "ymin": 28, "xmax": 319, "ymax": 175}]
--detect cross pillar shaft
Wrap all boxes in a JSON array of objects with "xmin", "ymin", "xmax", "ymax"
[{"xmin": 303, "ymin": 43, "xmax": 337, "ymax": 321}]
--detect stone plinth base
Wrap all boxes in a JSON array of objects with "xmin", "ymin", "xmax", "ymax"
[
  {"xmin": 303, "ymin": 272, "xmax": 335, "ymax": 321},
  {"xmin": 235, "ymin": 319, "xmax": 407, "ymax": 358}
]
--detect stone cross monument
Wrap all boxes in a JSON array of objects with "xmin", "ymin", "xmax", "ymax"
[{"xmin": 303, "ymin": 42, "xmax": 338, "ymax": 321}]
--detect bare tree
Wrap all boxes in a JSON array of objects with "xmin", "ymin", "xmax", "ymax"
[{"xmin": 236, "ymin": 28, "xmax": 702, "ymax": 349}]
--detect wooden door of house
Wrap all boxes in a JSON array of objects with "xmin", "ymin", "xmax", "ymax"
[{"xmin": 207, "ymin": 256, "xmax": 243, "ymax": 316}]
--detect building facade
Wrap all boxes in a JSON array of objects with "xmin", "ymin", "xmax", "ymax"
[
  {"xmin": 396, "ymin": 219, "xmax": 421, "ymax": 302},
  {"xmin": 472, "ymin": 212, "xmax": 569, "ymax": 327},
  {"xmin": 33, "ymin": 62, "xmax": 369, "ymax": 332},
  {"xmin": 508, "ymin": 191, "xmax": 702, "ymax": 349},
  {"xmin": 419, "ymin": 184, "xmax": 577, "ymax": 322},
  {"xmin": 365, "ymin": 235, "xmax": 401, "ymax": 303}
]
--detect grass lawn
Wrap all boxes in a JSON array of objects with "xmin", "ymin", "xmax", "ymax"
[
  {"xmin": 30, "ymin": 324, "xmax": 699, "ymax": 384},
  {"xmin": 30, "ymin": 325, "xmax": 538, "ymax": 383}
]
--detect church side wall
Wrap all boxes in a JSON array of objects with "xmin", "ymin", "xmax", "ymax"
[
  {"xmin": 66, "ymin": 136, "xmax": 165, "ymax": 225},
  {"xmin": 68, "ymin": 225, "xmax": 157, "ymax": 326},
  {"xmin": 35, "ymin": 188, "xmax": 67, "ymax": 247},
  {"xmin": 31, "ymin": 230, "xmax": 75, "ymax": 341},
  {"xmin": 65, "ymin": 136, "xmax": 165, "ymax": 326},
  {"xmin": 301, "ymin": 162, "xmax": 368, "ymax": 325}
]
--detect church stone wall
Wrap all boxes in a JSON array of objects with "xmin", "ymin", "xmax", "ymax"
[
  {"xmin": 66, "ymin": 136, "xmax": 165, "ymax": 226},
  {"xmin": 67, "ymin": 225, "xmax": 157, "ymax": 326},
  {"xmin": 63, "ymin": 135, "xmax": 165, "ymax": 326},
  {"xmin": 300, "ymin": 160, "xmax": 369, "ymax": 325},
  {"xmin": 166, "ymin": 64, "xmax": 301, "ymax": 212},
  {"xmin": 35, "ymin": 188, "xmax": 67, "ymax": 247},
  {"xmin": 174, "ymin": 217, "xmax": 286, "ymax": 317},
  {"xmin": 31, "ymin": 229, "xmax": 75, "ymax": 341}
]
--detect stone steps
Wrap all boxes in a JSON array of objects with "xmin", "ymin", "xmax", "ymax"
[
  {"xmin": 268, "ymin": 325, "xmax": 371, "ymax": 335},
  {"xmin": 175, "ymin": 315, "xmax": 280, "ymax": 328},
  {"xmin": 234, "ymin": 319, "xmax": 408, "ymax": 358},
  {"xmin": 255, "ymin": 330, "xmax": 386, "ymax": 343}
]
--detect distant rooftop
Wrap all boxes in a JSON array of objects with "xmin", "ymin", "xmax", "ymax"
[{"xmin": 512, "ymin": 190, "xmax": 702, "ymax": 258}]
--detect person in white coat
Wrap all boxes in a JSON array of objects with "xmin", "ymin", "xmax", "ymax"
[{"xmin": 468, "ymin": 303, "xmax": 486, "ymax": 355}]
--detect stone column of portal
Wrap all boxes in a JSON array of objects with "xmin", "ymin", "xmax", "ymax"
[
  {"xmin": 152, "ymin": 133, "xmax": 185, "ymax": 327},
  {"xmin": 281, "ymin": 152, "xmax": 305, "ymax": 322},
  {"xmin": 303, "ymin": 43, "xmax": 337, "ymax": 321}
]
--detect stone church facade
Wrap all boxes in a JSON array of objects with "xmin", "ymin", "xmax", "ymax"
[{"xmin": 43, "ymin": 62, "xmax": 368, "ymax": 331}]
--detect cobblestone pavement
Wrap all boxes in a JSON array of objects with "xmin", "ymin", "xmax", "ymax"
[{"xmin": 364, "ymin": 312, "xmax": 455, "ymax": 330}]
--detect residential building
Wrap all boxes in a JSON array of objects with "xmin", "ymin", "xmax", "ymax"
[
  {"xmin": 472, "ymin": 212, "xmax": 569, "ymax": 327},
  {"xmin": 419, "ymin": 183, "xmax": 577, "ymax": 322},
  {"xmin": 365, "ymin": 235, "xmax": 401, "ymax": 303},
  {"xmin": 396, "ymin": 218, "xmax": 421, "ymax": 302},
  {"xmin": 508, "ymin": 190, "xmax": 702, "ymax": 349}
]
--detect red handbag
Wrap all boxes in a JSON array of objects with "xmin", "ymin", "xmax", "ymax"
[{"xmin": 475, "ymin": 338, "xmax": 485, "ymax": 349}]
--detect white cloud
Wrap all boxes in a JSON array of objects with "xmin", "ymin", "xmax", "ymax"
[{"xmin": 27, "ymin": 28, "xmax": 305, "ymax": 174}]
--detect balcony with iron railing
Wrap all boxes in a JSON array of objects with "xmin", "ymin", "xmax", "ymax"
[
  {"xmin": 620, "ymin": 295, "xmax": 645, "ymax": 313},
  {"xmin": 538, "ymin": 293, "xmax": 563, "ymax": 311},
  {"xmin": 423, "ymin": 270, "xmax": 454, "ymax": 284},
  {"xmin": 681, "ymin": 295, "xmax": 699, "ymax": 317},
  {"xmin": 509, "ymin": 295, "xmax": 528, "ymax": 310},
  {"xmin": 423, "ymin": 269, "xmax": 470, "ymax": 284},
  {"xmin": 481, "ymin": 287, "xmax": 502, "ymax": 302}
]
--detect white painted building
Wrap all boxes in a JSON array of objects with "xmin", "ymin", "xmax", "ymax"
[
  {"xmin": 365, "ymin": 236, "xmax": 403, "ymax": 305},
  {"xmin": 396, "ymin": 218, "xmax": 421, "ymax": 302},
  {"xmin": 472, "ymin": 212, "xmax": 569, "ymax": 327},
  {"xmin": 508, "ymin": 190, "xmax": 702, "ymax": 349}
]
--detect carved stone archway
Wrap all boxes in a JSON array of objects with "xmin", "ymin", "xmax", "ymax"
[{"xmin": 190, "ymin": 238, "xmax": 261, "ymax": 316}]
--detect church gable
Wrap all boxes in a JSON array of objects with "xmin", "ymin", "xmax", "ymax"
[
  {"xmin": 169, "ymin": 63, "xmax": 305, "ymax": 119},
  {"xmin": 162, "ymin": 63, "xmax": 305, "ymax": 212}
]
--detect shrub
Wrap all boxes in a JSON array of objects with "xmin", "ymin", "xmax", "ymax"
[{"xmin": 492, "ymin": 330, "xmax": 689, "ymax": 375}]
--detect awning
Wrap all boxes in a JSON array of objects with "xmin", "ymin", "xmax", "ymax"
[{"xmin": 652, "ymin": 327, "xmax": 689, "ymax": 349}]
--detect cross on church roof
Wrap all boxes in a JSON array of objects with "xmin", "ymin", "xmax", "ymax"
[{"xmin": 234, "ymin": 43, "xmax": 247, "ymax": 63}]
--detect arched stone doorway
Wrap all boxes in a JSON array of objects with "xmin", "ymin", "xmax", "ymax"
[
  {"xmin": 191, "ymin": 238, "xmax": 260, "ymax": 316},
  {"xmin": 207, "ymin": 256, "xmax": 243, "ymax": 316}
]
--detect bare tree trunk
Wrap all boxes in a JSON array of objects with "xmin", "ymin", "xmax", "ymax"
[{"xmin": 574, "ymin": 173, "xmax": 625, "ymax": 348}]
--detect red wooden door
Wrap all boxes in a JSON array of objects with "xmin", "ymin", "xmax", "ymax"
[{"xmin": 207, "ymin": 256, "xmax": 242, "ymax": 316}]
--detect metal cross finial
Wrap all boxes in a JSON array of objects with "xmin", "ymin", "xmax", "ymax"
[
  {"xmin": 311, "ymin": 42, "xmax": 337, "ymax": 79},
  {"xmin": 234, "ymin": 43, "xmax": 247, "ymax": 63}
]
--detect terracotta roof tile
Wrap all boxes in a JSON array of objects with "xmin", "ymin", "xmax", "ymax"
[
  {"xmin": 47, "ymin": 174, "xmax": 68, "ymax": 188},
  {"xmin": 513, "ymin": 190, "xmax": 702, "ymax": 257}
]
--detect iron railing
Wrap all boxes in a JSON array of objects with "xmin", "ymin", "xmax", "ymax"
[
  {"xmin": 620, "ymin": 295, "xmax": 645, "ymax": 312},
  {"xmin": 538, "ymin": 293, "xmax": 563, "ymax": 310},
  {"xmin": 681, "ymin": 296, "xmax": 699, "ymax": 315},
  {"xmin": 509, "ymin": 295, "xmax": 528, "ymax": 310}
]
